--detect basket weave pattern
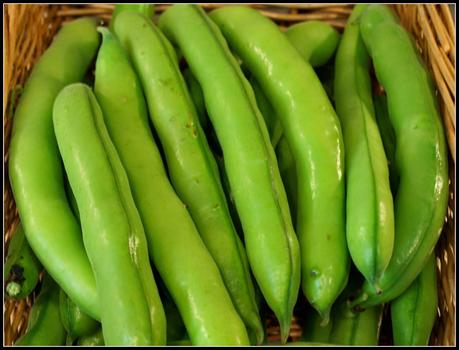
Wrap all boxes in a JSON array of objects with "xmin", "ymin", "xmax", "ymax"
[{"xmin": 3, "ymin": 4, "xmax": 456, "ymax": 346}]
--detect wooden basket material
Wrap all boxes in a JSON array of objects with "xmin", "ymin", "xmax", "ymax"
[{"xmin": 3, "ymin": 3, "xmax": 456, "ymax": 346}]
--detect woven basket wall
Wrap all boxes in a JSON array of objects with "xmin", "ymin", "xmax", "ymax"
[{"xmin": 3, "ymin": 3, "xmax": 455, "ymax": 346}]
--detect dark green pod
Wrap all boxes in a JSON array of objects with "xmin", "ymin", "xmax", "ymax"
[
  {"xmin": 391, "ymin": 254, "xmax": 438, "ymax": 345},
  {"xmin": 14, "ymin": 274, "xmax": 66, "ymax": 346},
  {"xmin": 5, "ymin": 224, "xmax": 42, "ymax": 299}
]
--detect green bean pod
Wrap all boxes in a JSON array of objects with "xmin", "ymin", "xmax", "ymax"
[
  {"xmin": 373, "ymin": 91, "xmax": 398, "ymax": 194},
  {"xmin": 159, "ymin": 5, "xmax": 300, "ymax": 342},
  {"xmin": 14, "ymin": 274, "xmax": 66, "ymax": 346},
  {"xmin": 59, "ymin": 289, "xmax": 100, "ymax": 343},
  {"xmin": 352, "ymin": 4, "xmax": 449, "ymax": 308},
  {"xmin": 329, "ymin": 302, "xmax": 383, "ymax": 345},
  {"xmin": 334, "ymin": 4, "xmax": 394, "ymax": 288},
  {"xmin": 53, "ymin": 83, "xmax": 165, "ymax": 345},
  {"xmin": 94, "ymin": 27, "xmax": 248, "ymax": 345},
  {"xmin": 210, "ymin": 5, "xmax": 348, "ymax": 323},
  {"xmin": 285, "ymin": 20, "xmax": 341, "ymax": 67},
  {"xmin": 77, "ymin": 327, "xmax": 105, "ymax": 346},
  {"xmin": 4, "ymin": 224, "xmax": 42, "ymax": 299},
  {"xmin": 391, "ymin": 253, "xmax": 438, "ymax": 345},
  {"xmin": 109, "ymin": 3, "xmax": 155, "ymax": 31},
  {"xmin": 301, "ymin": 306, "xmax": 333, "ymax": 344},
  {"xmin": 8, "ymin": 18, "xmax": 100, "ymax": 320}
]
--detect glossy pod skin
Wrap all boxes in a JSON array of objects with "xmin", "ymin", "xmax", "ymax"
[
  {"xmin": 391, "ymin": 253, "xmax": 438, "ymax": 345},
  {"xmin": 210, "ymin": 5, "xmax": 349, "ymax": 322},
  {"xmin": 94, "ymin": 27, "xmax": 248, "ymax": 346},
  {"xmin": 4, "ymin": 224, "xmax": 42, "ymax": 299},
  {"xmin": 53, "ymin": 83, "xmax": 165, "ymax": 345},
  {"xmin": 334, "ymin": 4, "xmax": 394, "ymax": 288},
  {"xmin": 159, "ymin": 5, "xmax": 301, "ymax": 342},
  {"xmin": 8, "ymin": 18, "xmax": 100, "ymax": 320},
  {"xmin": 14, "ymin": 274, "xmax": 66, "ymax": 346},
  {"xmin": 59, "ymin": 289, "xmax": 100, "ymax": 343},
  {"xmin": 285, "ymin": 20, "xmax": 341, "ymax": 67},
  {"xmin": 352, "ymin": 4, "xmax": 449, "ymax": 308}
]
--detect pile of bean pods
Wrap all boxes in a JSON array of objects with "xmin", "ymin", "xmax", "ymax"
[{"xmin": 5, "ymin": 4, "xmax": 449, "ymax": 346}]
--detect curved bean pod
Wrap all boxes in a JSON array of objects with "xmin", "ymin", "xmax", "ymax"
[
  {"xmin": 391, "ymin": 253, "xmax": 438, "ymax": 345},
  {"xmin": 8, "ymin": 18, "xmax": 100, "ymax": 319},
  {"xmin": 94, "ymin": 27, "xmax": 248, "ymax": 346},
  {"xmin": 210, "ymin": 5, "xmax": 348, "ymax": 322},
  {"xmin": 285, "ymin": 20, "xmax": 340, "ymax": 67},
  {"xmin": 53, "ymin": 83, "xmax": 165, "ymax": 345},
  {"xmin": 352, "ymin": 4, "xmax": 449, "ymax": 308},
  {"xmin": 4, "ymin": 224, "xmax": 42, "ymax": 299},
  {"xmin": 334, "ymin": 4, "xmax": 394, "ymax": 288},
  {"xmin": 159, "ymin": 5, "xmax": 300, "ymax": 341},
  {"xmin": 14, "ymin": 274, "xmax": 66, "ymax": 346}
]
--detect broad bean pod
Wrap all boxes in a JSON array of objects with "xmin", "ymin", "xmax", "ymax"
[
  {"xmin": 210, "ymin": 5, "xmax": 348, "ymax": 322},
  {"xmin": 14, "ymin": 274, "xmax": 66, "ymax": 346},
  {"xmin": 352, "ymin": 4, "xmax": 449, "ymax": 308},
  {"xmin": 159, "ymin": 5, "xmax": 301, "ymax": 341},
  {"xmin": 109, "ymin": 3, "xmax": 155, "ymax": 31},
  {"xmin": 53, "ymin": 83, "xmax": 165, "ymax": 345},
  {"xmin": 8, "ymin": 17, "xmax": 100, "ymax": 319},
  {"xmin": 285, "ymin": 20, "xmax": 341, "ymax": 67},
  {"xmin": 391, "ymin": 253, "xmax": 438, "ymax": 345},
  {"xmin": 94, "ymin": 27, "xmax": 248, "ymax": 345},
  {"xmin": 4, "ymin": 224, "xmax": 42, "ymax": 299},
  {"xmin": 334, "ymin": 4, "xmax": 394, "ymax": 288}
]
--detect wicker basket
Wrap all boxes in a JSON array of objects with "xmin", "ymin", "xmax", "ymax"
[{"xmin": 3, "ymin": 3, "xmax": 455, "ymax": 346}]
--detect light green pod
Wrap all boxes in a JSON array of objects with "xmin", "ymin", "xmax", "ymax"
[
  {"xmin": 95, "ymin": 27, "xmax": 249, "ymax": 346},
  {"xmin": 109, "ymin": 3, "xmax": 155, "ymax": 31},
  {"xmin": 159, "ymin": 5, "xmax": 300, "ymax": 342},
  {"xmin": 334, "ymin": 4, "xmax": 394, "ymax": 288},
  {"xmin": 285, "ymin": 20, "xmax": 341, "ymax": 67},
  {"xmin": 8, "ymin": 17, "xmax": 100, "ymax": 320},
  {"xmin": 391, "ymin": 253, "xmax": 438, "ymax": 345},
  {"xmin": 210, "ymin": 5, "xmax": 348, "ymax": 323},
  {"xmin": 53, "ymin": 83, "xmax": 165, "ymax": 345},
  {"xmin": 352, "ymin": 4, "xmax": 448, "ymax": 309}
]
